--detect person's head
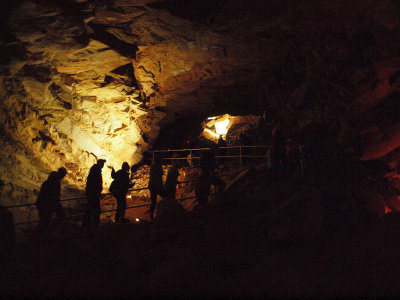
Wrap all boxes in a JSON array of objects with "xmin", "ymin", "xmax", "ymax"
[
  {"xmin": 97, "ymin": 159, "xmax": 106, "ymax": 168},
  {"xmin": 57, "ymin": 167, "xmax": 67, "ymax": 179},
  {"xmin": 122, "ymin": 162, "xmax": 130, "ymax": 172}
]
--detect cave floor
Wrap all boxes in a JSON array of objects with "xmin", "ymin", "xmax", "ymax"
[{"xmin": 2, "ymin": 173, "xmax": 400, "ymax": 299}]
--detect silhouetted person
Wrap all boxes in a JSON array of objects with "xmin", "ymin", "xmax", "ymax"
[
  {"xmin": 270, "ymin": 123, "xmax": 288, "ymax": 178},
  {"xmin": 198, "ymin": 147, "xmax": 226, "ymax": 204},
  {"xmin": 110, "ymin": 162, "xmax": 134, "ymax": 223},
  {"xmin": 83, "ymin": 159, "xmax": 106, "ymax": 227},
  {"xmin": 35, "ymin": 167, "xmax": 67, "ymax": 235},
  {"xmin": 200, "ymin": 146, "xmax": 217, "ymax": 177},
  {"xmin": 148, "ymin": 157, "xmax": 166, "ymax": 220},
  {"xmin": 165, "ymin": 159, "xmax": 180, "ymax": 199},
  {"xmin": 217, "ymin": 135, "xmax": 227, "ymax": 158}
]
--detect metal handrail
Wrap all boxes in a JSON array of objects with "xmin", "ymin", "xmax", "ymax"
[
  {"xmin": 6, "ymin": 143, "xmax": 306, "ymax": 226},
  {"xmin": 5, "ymin": 144, "xmax": 265, "ymax": 210},
  {"xmin": 4, "ymin": 187, "xmax": 150, "ymax": 209},
  {"xmin": 162, "ymin": 155, "xmax": 268, "ymax": 160},
  {"xmin": 153, "ymin": 147, "xmax": 211, "ymax": 153},
  {"xmin": 10, "ymin": 166, "xmax": 248, "ymax": 226},
  {"xmin": 152, "ymin": 145, "xmax": 270, "ymax": 152},
  {"xmin": 4, "ymin": 168, "xmax": 244, "ymax": 210},
  {"xmin": 13, "ymin": 194, "xmax": 214, "ymax": 226}
]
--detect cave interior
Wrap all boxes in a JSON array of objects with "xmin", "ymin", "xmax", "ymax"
[{"xmin": 2, "ymin": 0, "xmax": 400, "ymax": 297}]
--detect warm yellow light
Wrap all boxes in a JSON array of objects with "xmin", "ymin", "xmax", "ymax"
[
  {"xmin": 202, "ymin": 114, "xmax": 232, "ymax": 141},
  {"xmin": 135, "ymin": 218, "xmax": 140, "ymax": 222},
  {"xmin": 204, "ymin": 128, "xmax": 220, "ymax": 138},
  {"xmin": 215, "ymin": 118, "xmax": 230, "ymax": 135}
]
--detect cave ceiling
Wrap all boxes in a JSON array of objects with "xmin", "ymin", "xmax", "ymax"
[{"xmin": 1, "ymin": 0, "xmax": 400, "ymax": 194}]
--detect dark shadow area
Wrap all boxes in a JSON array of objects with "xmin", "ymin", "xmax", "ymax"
[
  {"xmin": 0, "ymin": 205, "xmax": 15, "ymax": 271},
  {"xmin": 153, "ymin": 113, "xmax": 205, "ymax": 149},
  {"xmin": 361, "ymin": 91, "xmax": 400, "ymax": 130},
  {"xmin": 111, "ymin": 63, "xmax": 139, "ymax": 88},
  {"xmin": 88, "ymin": 23, "xmax": 139, "ymax": 59},
  {"xmin": 148, "ymin": 0, "xmax": 227, "ymax": 24}
]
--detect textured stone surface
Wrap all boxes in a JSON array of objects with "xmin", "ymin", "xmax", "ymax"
[{"xmin": 1, "ymin": 0, "xmax": 400, "ymax": 210}]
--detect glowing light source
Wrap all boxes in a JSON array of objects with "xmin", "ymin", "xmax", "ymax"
[
  {"xmin": 135, "ymin": 218, "xmax": 140, "ymax": 222},
  {"xmin": 215, "ymin": 118, "xmax": 230, "ymax": 135},
  {"xmin": 202, "ymin": 114, "xmax": 233, "ymax": 141},
  {"xmin": 204, "ymin": 128, "xmax": 220, "ymax": 138}
]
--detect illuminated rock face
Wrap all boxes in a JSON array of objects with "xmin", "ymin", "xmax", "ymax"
[
  {"xmin": 1, "ymin": 0, "xmax": 400, "ymax": 208},
  {"xmin": 0, "ymin": 1, "xmax": 155, "ymax": 199}
]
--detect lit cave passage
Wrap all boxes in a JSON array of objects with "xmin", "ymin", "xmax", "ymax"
[{"xmin": 2, "ymin": 0, "xmax": 400, "ymax": 297}]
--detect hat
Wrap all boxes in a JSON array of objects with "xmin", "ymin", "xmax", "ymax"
[
  {"xmin": 57, "ymin": 167, "xmax": 67, "ymax": 177},
  {"xmin": 98, "ymin": 159, "xmax": 106, "ymax": 164}
]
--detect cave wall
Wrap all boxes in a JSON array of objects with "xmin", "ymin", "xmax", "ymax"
[{"xmin": 1, "ymin": 0, "xmax": 400, "ymax": 208}]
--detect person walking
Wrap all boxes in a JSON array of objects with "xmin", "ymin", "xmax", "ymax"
[
  {"xmin": 83, "ymin": 159, "xmax": 106, "ymax": 227},
  {"xmin": 217, "ymin": 135, "xmax": 227, "ymax": 166},
  {"xmin": 110, "ymin": 162, "xmax": 134, "ymax": 223},
  {"xmin": 164, "ymin": 158, "xmax": 180, "ymax": 199},
  {"xmin": 198, "ymin": 146, "xmax": 226, "ymax": 205},
  {"xmin": 148, "ymin": 156, "xmax": 166, "ymax": 220},
  {"xmin": 35, "ymin": 167, "xmax": 67, "ymax": 235}
]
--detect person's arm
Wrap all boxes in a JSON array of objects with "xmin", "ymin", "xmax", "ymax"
[
  {"xmin": 127, "ymin": 172, "xmax": 135, "ymax": 189},
  {"xmin": 110, "ymin": 167, "xmax": 116, "ymax": 178}
]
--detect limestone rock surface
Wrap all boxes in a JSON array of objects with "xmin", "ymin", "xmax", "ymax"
[{"xmin": 1, "ymin": 0, "xmax": 400, "ymax": 211}]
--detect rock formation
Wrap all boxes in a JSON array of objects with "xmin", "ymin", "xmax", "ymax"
[{"xmin": 1, "ymin": 0, "xmax": 400, "ymax": 211}]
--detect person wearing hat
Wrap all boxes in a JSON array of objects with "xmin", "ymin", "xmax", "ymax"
[
  {"xmin": 110, "ymin": 162, "xmax": 134, "ymax": 223},
  {"xmin": 35, "ymin": 167, "xmax": 67, "ymax": 235},
  {"xmin": 83, "ymin": 159, "xmax": 106, "ymax": 227}
]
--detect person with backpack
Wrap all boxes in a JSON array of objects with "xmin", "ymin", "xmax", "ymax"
[
  {"xmin": 198, "ymin": 146, "xmax": 226, "ymax": 205},
  {"xmin": 35, "ymin": 167, "xmax": 67, "ymax": 234},
  {"xmin": 110, "ymin": 162, "xmax": 134, "ymax": 223}
]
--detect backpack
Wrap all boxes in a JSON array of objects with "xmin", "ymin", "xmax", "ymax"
[{"xmin": 109, "ymin": 179, "xmax": 117, "ymax": 193}]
